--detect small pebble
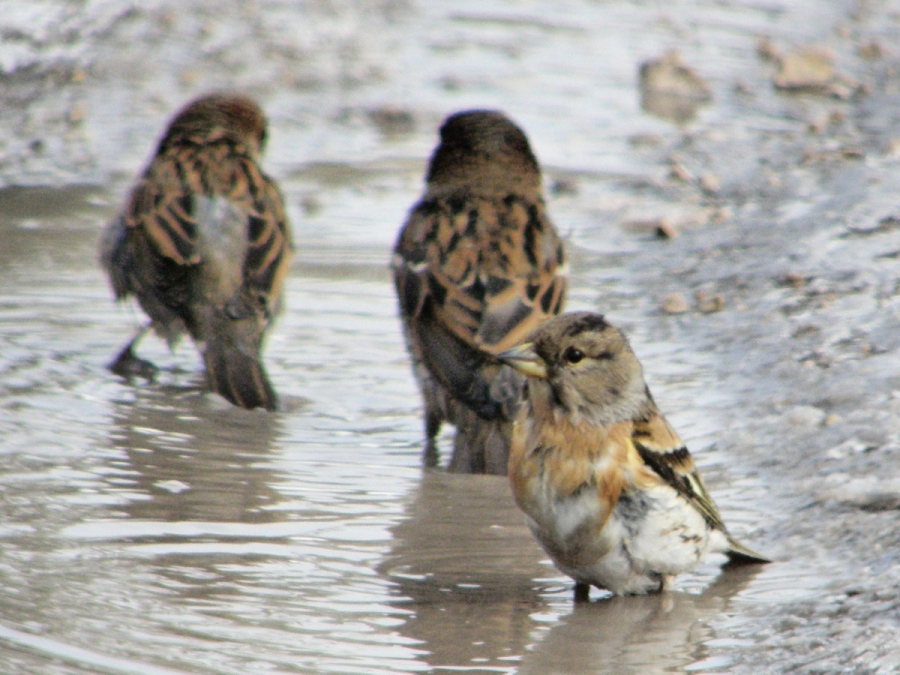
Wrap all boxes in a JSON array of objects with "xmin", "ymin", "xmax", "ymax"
[
  {"xmin": 774, "ymin": 47, "xmax": 835, "ymax": 90},
  {"xmin": 777, "ymin": 272, "xmax": 810, "ymax": 288},
  {"xmin": 661, "ymin": 293, "xmax": 689, "ymax": 314},
  {"xmin": 787, "ymin": 405, "xmax": 827, "ymax": 428},
  {"xmin": 655, "ymin": 219, "xmax": 678, "ymax": 239},
  {"xmin": 68, "ymin": 103, "xmax": 85, "ymax": 124},
  {"xmin": 669, "ymin": 160, "xmax": 692, "ymax": 182},
  {"xmin": 707, "ymin": 206, "xmax": 731, "ymax": 224},
  {"xmin": 695, "ymin": 290, "xmax": 725, "ymax": 313},
  {"xmin": 550, "ymin": 178, "xmax": 578, "ymax": 196},
  {"xmin": 622, "ymin": 218, "xmax": 677, "ymax": 238},
  {"xmin": 858, "ymin": 40, "xmax": 884, "ymax": 59},
  {"xmin": 757, "ymin": 36, "xmax": 781, "ymax": 62},
  {"xmin": 699, "ymin": 172, "xmax": 720, "ymax": 194}
]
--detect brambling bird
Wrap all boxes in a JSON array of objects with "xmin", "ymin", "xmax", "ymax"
[
  {"xmin": 500, "ymin": 312, "xmax": 769, "ymax": 598},
  {"xmin": 101, "ymin": 93, "xmax": 293, "ymax": 410},
  {"xmin": 392, "ymin": 110, "xmax": 568, "ymax": 473}
]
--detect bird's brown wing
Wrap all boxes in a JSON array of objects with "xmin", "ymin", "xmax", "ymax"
[
  {"xmin": 631, "ymin": 411, "xmax": 770, "ymax": 562},
  {"xmin": 117, "ymin": 140, "xmax": 292, "ymax": 319},
  {"xmin": 393, "ymin": 193, "xmax": 567, "ymax": 418},
  {"xmin": 631, "ymin": 412, "xmax": 728, "ymax": 531},
  {"xmin": 232, "ymin": 153, "xmax": 293, "ymax": 320}
]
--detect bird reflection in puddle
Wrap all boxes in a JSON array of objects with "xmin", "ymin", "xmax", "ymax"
[{"xmin": 382, "ymin": 470, "xmax": 763, "ymax": 673}]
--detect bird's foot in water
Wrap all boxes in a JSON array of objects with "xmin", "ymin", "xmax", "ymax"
[
  {"xmin": 109, "ymin": 345, "xmax": 158, "ymax": 381},
  {"xmin": 574, "ymin": 583, "xmax": 591, "ymax": 603}
]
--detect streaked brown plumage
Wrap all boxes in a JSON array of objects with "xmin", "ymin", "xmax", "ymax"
[
  {"xmin": 500, "ymin": 312, "xmax": 769, "ymax": 599},
  {"xmin": 101, "ymin": 93, "xmax": 293, "ymax": 410},
  {"xmin": 392, "ymin": 110, "xmax": 567, "ymax": 473}
]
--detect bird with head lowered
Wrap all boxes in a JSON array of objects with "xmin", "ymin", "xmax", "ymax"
[
  {"xmin": 500, "ymin": 311, "xmax": 769, "ymax": 599},
  {"xmin": 392, "ymin": 110, "xmax": 568, "ymax": 473},
  {"xmin": 101, "ymin": 93, "xmax": 293, "ymax": 411}
]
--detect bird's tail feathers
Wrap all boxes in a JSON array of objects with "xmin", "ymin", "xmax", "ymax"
[
  {"xmin": 726, "ymin": 536, "xmax": 771, "ymax": 565},
  {"xmin": 202, "ymin": 335, "xmax": 278, "ymax": 411}
]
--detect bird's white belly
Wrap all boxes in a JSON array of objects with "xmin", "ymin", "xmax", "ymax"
[{"xmin": 530, "ymin": 483, "xmax": 716, "ymax": 595}]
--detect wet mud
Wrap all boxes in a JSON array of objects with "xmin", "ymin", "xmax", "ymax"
[{"xmin": 1, "ymin": 0, "xmax": 900, "ymax": 673}]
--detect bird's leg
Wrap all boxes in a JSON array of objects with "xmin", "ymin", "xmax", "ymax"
[
  {"xmin": 108, "ymin": 325, "xmax": 158, "ymax": 381},
  {"xmin": 573, "ymin": 583, "xmax": 591, "ymax": 603},
  {"xmin": 422, "ymin": 408, "xmax": 441, "ymax": 468},
  {"xmin": 659, "ymin": 574, "xmax": 675, "ymax": 593}
]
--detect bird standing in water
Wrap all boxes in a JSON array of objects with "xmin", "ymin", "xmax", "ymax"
[
  {"xmin": 392, "ymin": 110, "xmax": 568, "ymax": 473},
  {"xmin": 101, "ymin": 93, "xmax": 293, "ymax": 410},
  {"xmin": 500, "ymin": 312, "xmax": 769, "ymax": 598}
]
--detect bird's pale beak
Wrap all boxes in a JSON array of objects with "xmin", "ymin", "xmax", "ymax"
[{"xmin": 498, "ymin": 342, "xmax": 548, "ymax": 379}]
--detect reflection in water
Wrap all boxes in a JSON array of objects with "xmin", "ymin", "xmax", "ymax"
[
  {"xmin": 383, "ymin": 471, "xmax": 765, "ymax": 673},
  {"xmin": 382, "ymin": 472, "xmax": 549, "ymax": 670},
  {"xmin": 106, "ymin": 388, "xmax": 285, "ymax": 524},
  {"xmin": 521, "ymin": 565, "xmax": 763, "ymax": 675}
]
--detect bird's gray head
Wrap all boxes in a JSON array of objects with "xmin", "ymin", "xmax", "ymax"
[{"xmin": 500, "ymin": 312, "xmax": 649, "ymax": 426}]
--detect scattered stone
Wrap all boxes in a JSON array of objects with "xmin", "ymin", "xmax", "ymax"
[
  {"xmin": 180, "ymin": 69, "xmax": 201, "ymax": 87},
  {"xmin": 622, "ymin": 218, "xmax": 678, "ymax": 239},
  {"xmin": 639, "ymin": 50, "xmax": 711, "ymax": 123},
  {"xmin": 695, "ymin": 290, "xmax": 725, "ymax": 313},
  {"xmin": 830, "ymin": 80, "xmax": 862, "ymax": 100},
  {"xmin": 367, "ymin": 106, "xmax": 416, "ymax": 135},
  {"xmin": 827, "ymin": 476, "xmax": 900, "ymax": 511},
  {"xmin": 844, "ymin": 215, "xmax": 900, "ymax": 236},
  {"xmin": 669, "ymin": 157, "xmax": 692, "ymax": 182},
  {"xmin": 791, "ymin": 324, "xmax": 821, "ymax": 338},
  {"xmin": 655, "ymin": 219, "xmax": 678, "ymax": 239},
  {"xmin": 807, "ymin": 118, "xmax": 825, "ymax": 134},
  {"xmin": 733, "ymin": 79, "xmax": 753, "ymax": 95},
  {"xmin": 774, "ymin": 47, "xmax": 835, "ymax": 91},
  {"xmin": 699, "ymin": 172, "xmax": 720, "ymax": 194},
  {"xmin": 300, "ymin": 196, "xmax": 322, "ymax": 216},
  {"xmin": 68, "ymin": 103, "xmax": 85, "ymax": 124},
  {"xmin": 772, "ymin": 45, "xmax": 861, "ymax": 98},
  {"xmin": 439, "ymin": 76, "xmax": 462, "ymax": 91},
  {"xmin": 776, "ymin": 272, "xmax": 812, "ymax": 288},
  {"xmin": 661, "ymin": 292, "xmax": 689, "ymax": 314},
  {"xmin": 550, "ymin": 177, "xmax": 578, "ymax": 197},
  {"xmin": 799, "ymin": 351, "xmax": 831, "ymax": 368},
  {"xmin": 628, "ymin": 133, "xmax": 664, "ymax": 147},
  {"xmin": 757, "ymin": 36, "xmax": 781, "ymax": 62},
  {"xmin": 708, "ymin": 206, "xmax": 731, "ymax": 223},
  {"xmin": 858, "ymin": 40, "xmax": 885, "ymax": 59},
  {"xmin": 786, "ymin": 405, "xmax": 827, "ymax": 428}
]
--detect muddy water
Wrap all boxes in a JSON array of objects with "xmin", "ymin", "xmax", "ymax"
[{"xmin": 3, "ymin": 0, "xmax": 900, "ymax": 673}]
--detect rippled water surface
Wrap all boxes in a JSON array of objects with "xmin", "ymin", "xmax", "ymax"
[{"xmin": 0, "ymin": 0, "xmax": 883, "ymax": 673}]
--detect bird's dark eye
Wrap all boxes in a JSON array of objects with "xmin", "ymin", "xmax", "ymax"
[{"xmin": 563, "ymin": 347, "xmax": 584, "ymax": 364}]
